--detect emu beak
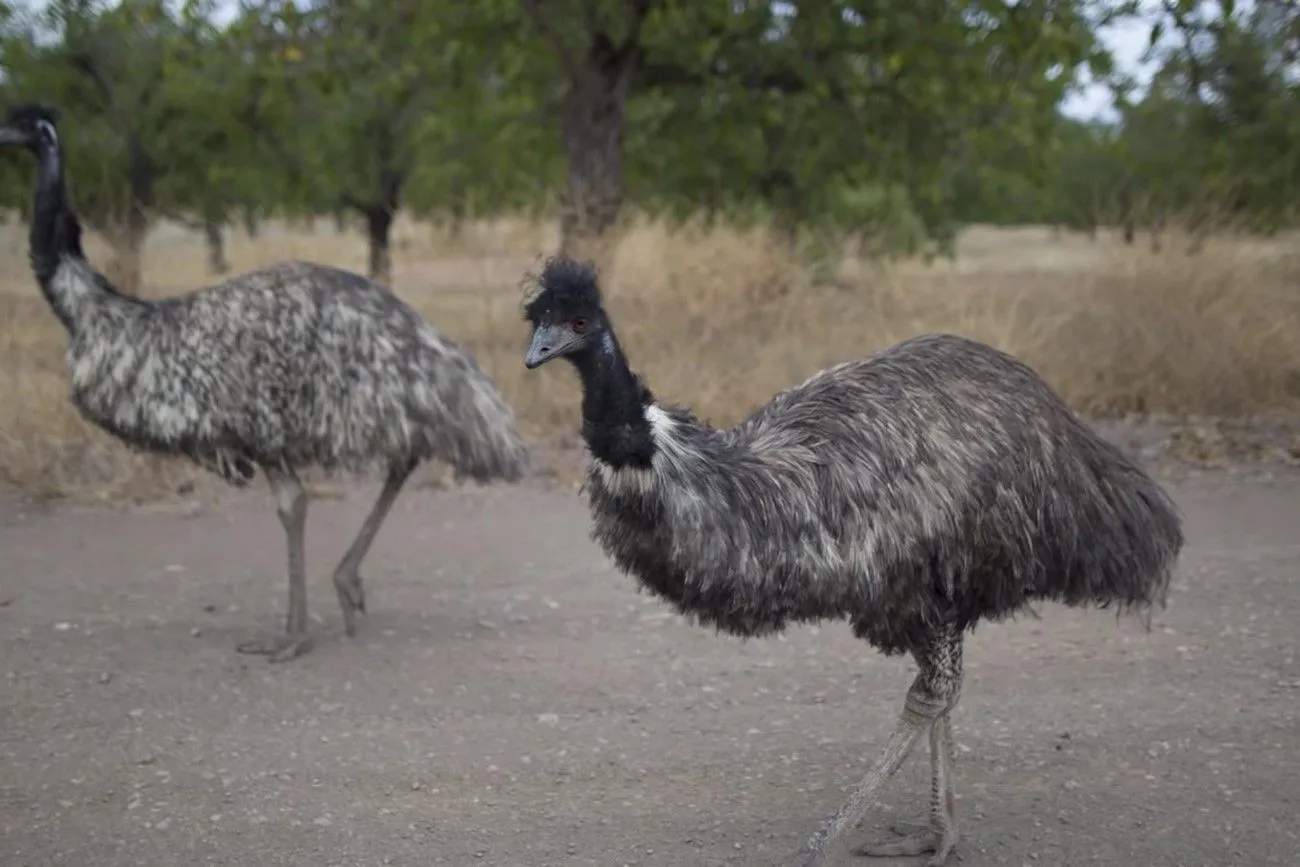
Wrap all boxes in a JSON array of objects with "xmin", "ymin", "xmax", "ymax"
[
  {"xmin": 0, "ymin": 126, "xmax": 25, "ymax": 147},
  {"xmin": 524, "ymin": 324, "xmax": 571, "ymax": 369}
]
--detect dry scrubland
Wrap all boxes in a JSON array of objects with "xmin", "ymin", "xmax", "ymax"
[{"xmin": 1, "ymin": 215, "xmax": 1298, "ymax": 499}]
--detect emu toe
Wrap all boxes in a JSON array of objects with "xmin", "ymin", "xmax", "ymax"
[
  {"xmin": 854, "ymin": 826, "xmax": 958, "ymax": 866},
  {"xmin": 236, "ymin": 633, "xmax": 315, "ymax": 663},
  {"xmin": 333, "ymin": 572, "xmax": 366, "ymax": 636}
]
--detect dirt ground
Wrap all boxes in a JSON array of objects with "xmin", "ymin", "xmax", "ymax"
[{"xmin": 1, "ymin": 444, "xmax": 1298, "ymax": 867}]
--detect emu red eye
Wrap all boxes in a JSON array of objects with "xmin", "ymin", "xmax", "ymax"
[{"xmin": 571, "ymin": 317, "xmax": 588, "ymax": 334}]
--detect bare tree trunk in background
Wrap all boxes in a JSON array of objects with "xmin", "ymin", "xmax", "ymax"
[
  {"xmin": 768, "ymin": 213, "xmax": 800, "ymax": 254},
  {"xmin": 242, "ymin": 204, "xmax": 259, "ymax": 239},
  {"xmin": 557, "ymin": 71, "xmax": 632, "ymax": 279},
  {"xmin": 551, "ymin": 30, "xmax": 643, "ymax": 281},
  {"xmin": 100, "ymin": 134, "xmax": 159, "ymax": 295},
  {"xmin": 1119, "ymin": 184, "xmax": 1136, "ymax": 246},
  {"xmin": 333, "ymin": 207, "xmax": 348, "ymax": 234},
  {"xmin": 365, "ymin": 207, "xmax": 394, "ymax": 285},
  {"xmin": 1149, "ymin": 211, "xmax": 1165, "ymax": 253},
  {"xmin": 520, "ymin": 0, "xmax": 662, "ymax": 281},
  {"xmin": 103, "ymin": 204, "xmax": 150, "ymax": 295},
  {"xmin": 759, "ymin": 162, "xmax": 802, "ymax": 255},
  {"xmin": 205, "ymin": 218, "xmax": 230, "ymax": 275},
  {"xmin": 345, "ymin": 167, "xmax": 405, "ymax": 288}
]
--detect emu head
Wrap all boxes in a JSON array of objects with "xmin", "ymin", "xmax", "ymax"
[
  {"xmin": 522, "ymin": 256, "xmax": 610, "ymax": 369},
  {"xmin": 0, "ymin": 103, "xmax": 60, "ymax": 153}
]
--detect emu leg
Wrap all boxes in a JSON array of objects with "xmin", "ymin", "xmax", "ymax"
[
  {"xmin": 854, "ymin": 713, "xmax": 959, "ymax": 866},
  {"xmin": 330, "ymin": 459, "xmax": 416, "ymax": 637},
  {"xmin": 790, "ymin": 629, "xmax": 962, "ymax": 867},
  {"xmin": 853, "ymin": 632, "xmax": 963, "ymax": 865},
  {"xmin": 238, "ymin": 465, "xmax": 314, "ymax": 663},
  {"xmin": 867, "ymin": 714, "xmax": 959, "ymax": 837}
]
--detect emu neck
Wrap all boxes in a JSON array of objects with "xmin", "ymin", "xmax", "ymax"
[
  {"xmin": 570, "ymin": 333, "xmax": 657, "ymax": 470},
  {"xmin": 27, "ymin": 137, "xmax": 102, "ymax": 332}
]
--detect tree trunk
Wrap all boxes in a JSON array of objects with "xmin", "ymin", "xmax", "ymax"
[
  {"xmin": 769, "ymin": 211, "xmax": 800, "ymax": 254},
  {"xmin": 205, "ymin": 218, "xmax": 230, "ymax": 275},
  {"xmin": 103, "ymin": 135, "xmax": 156, "ymax": 295},
  {"xmin": 556, "ymin": 47, "xmax": 637, "ymax": 279},
  {"xmin": 333, "ymin": 207, "xmax": 348, "ymax": 234},
  {"xmin": 1117, "ymin": 181, "xmax": 1135, "ymax": 245},
  {"xmin": 345, "ymin": 168, "xmax": 405, "ymax": 288},
  {"xmin": 365, "ymin": 207, "xmax": 394, "ymax": 285},
  {"xmin": 243, "ymin": 204, "xmax": 259, "ymax": 239},
  {"xmin": 104, "ymin": 209, "xmax": 149, "ymax": 295}
]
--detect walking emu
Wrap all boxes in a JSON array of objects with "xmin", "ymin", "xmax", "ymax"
[
  {"xmin": 521, "ymin": 257, "xmax": 1184, "ymax": 866},
  {"xmin": 0, "ymin": 104, "xmax": 528, "ymax": 662}
]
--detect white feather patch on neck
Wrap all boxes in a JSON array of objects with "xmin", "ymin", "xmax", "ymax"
[
  {"xmin": 643, "ymin": 404, "xmax": 675, "ymax": 444},
  {"xmin": 591, "ymin": 402, "xmax": 678, "ymax": 489}
]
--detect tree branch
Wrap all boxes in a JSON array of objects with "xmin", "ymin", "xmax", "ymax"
[
  {"xmin": 1162, "ymin": 0, "xmax": 1207, "ymax": 96},
  {"xmin": 639, "ymin": 58, "xmax": 817, "ymax": 92},
  {"xmin": 519, "ymin": 0, "xmax": 583, "ymax": 79},
  {"xmin": 619, "ymin": 0, "xmax": 658, "ymax": 55},
  {"xmin": 67, "ymin": 49, "xmax": 127, "ymax": 131}
]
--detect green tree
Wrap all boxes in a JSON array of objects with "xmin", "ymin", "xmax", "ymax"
[
  {"xmin": 514, "ymin": 0, "xmax": 1124, "ymax": 270},
  {"xmin": 1112, "ymin": 0, "xmax": 1300, "ymax": 241},
  {"xmin": 238, "ymin": 0, "xmax": 555, "ymax": 283},
  {"xmin": 0, "ymin": 0, "xmax": 273, "ymax": 289}
]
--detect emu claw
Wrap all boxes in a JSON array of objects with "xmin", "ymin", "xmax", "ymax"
[
  {"xmin": 236, "ymin": 633, "xmax": 314, "ymax": 663},
  {"xmin": 854, "ymin": 826, "xmax": 958, "ymax": 866},
  {"xmin": 885, "ymin": 817, "xmax": 933, "ymax": 837}
]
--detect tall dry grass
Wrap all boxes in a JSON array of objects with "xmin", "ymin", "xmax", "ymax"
[{"xmin": 0, "ymin": 213, "xmax": 1297, "ymax": 499}]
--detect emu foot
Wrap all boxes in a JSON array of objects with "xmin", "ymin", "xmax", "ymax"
[
  {"xmin": 333, "ymin": 571, "xmax": 366, "ymax": 637},
  {"xmin": 236, "ymin": 632, "xmax": 314, "ymax": 663},
  {"xmin": 854, "ymin": 824, "xmax": 958, "ymax": 866},
  {"xmin": 880, "ymin": 817, "xmax": 933, "ymax": 837}
]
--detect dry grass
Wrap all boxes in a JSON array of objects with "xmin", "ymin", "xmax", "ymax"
[{"xmin": 1, "ymin": 212, "xmax": 1297, "ymax": 499}]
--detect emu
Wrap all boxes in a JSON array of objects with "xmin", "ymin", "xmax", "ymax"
[
  {"xmin": 0, "ymin": 104, "xmax": 529, "ymax": 663},
  {"xmin": 521, "ymin": 257, "xmax": 1184, "ymax": 866}
]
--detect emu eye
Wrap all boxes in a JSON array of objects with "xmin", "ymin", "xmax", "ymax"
[{"xmin": 571, "ymin": 317, "xmax": 589, "ymax": 334}]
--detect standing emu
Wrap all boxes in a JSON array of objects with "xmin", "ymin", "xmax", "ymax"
[
  {"xmin": 521, "ymin": 257, "xmax": 1184, "ymax": 866},
  {"xmin": 0, "ymin": 104, "xmax": 529, "ymax": 662}
]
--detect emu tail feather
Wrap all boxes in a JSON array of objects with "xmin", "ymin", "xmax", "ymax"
[
  {"xmin": 1039, "ymin": 439, "xmax": 1184, "ymax": 619},
  {"xmin": 420, "ymin": 372, "xmax": 529, "ymax": 485}
]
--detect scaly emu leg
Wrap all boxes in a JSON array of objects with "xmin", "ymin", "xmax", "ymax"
[
  {"xmin": 856, "ymin": 631, "xmax": 963, "ymax": 865},
  {"xmin": 873, "ymin": 714, "xmax": 958, "ymax": 841},
  {"xmin": 330, "ymin": 458, "xmax": 417, "ymax": 637},
  {"xmin": 238, "ymin": 463, "xmax": 314, "ymax": 663},
  {"xmin": 790, "ymin": 627, "xmax": 963, "ymax": 867}
]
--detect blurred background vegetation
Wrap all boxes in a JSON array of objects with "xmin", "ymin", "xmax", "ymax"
[{"xmin": 0, "ymin": 0, "xmax": 1293, "ymax": 285}]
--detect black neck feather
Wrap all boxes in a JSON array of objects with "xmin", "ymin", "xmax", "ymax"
[
  {"xmin": 27, "ymin": 131, "xmax": 97, "ymax": 329},
  {"xmin": 569, "ymin": 333, "xmax": 657, "ymax": 470}
]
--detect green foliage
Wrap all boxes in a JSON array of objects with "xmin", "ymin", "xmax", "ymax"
[
  {"xmin": 625, "ymin": 0, "xmax": 1111, "ymax": 248},
  {"xmin": 0, "ymin": 0, "xmax": 268, "ymax": 233},
  {"xmin": 0, "ymin": 0, "xmax": 1292, "ymax": 273},
  {"xmin": 239, "ymin": 0, "xmax": 559, "ymax": 228},
  {"xmin": 965, "ymin": 0, "xmax": 1300, "ymax": 236}
]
